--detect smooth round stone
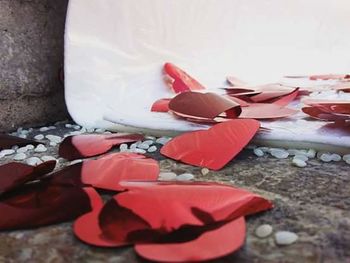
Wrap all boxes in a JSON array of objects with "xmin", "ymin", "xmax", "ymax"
[
  {"xmin": 86, "ymin": 128, "xmax": 95, "ymax": 133},
  {"xmin": 138, "ymin": 143, "xmax": 150, "ymax": 150},
  {"xmin": 145, "ymin": 136, "xmax": 156, "ymax": 140},
  {"xmin": 47, "ymin": 126, "xmax": 56, "ymax": 130},
  {"xmin": 306, "ymin": 149, "xmax": 316, "ymax": 158},
  {"xmin": 201, "ymin": 168, "xmax": 210, "ymax": 175},
  {"xmin": 343, "ymin": 154, "xmax": 350, "ymax": 161},
  {"xmin": 41, "ymin": 156, "xmax": 57, "ymax": 162},
  {"xmin": 13, "ymin": 153, "xmax": 27, "ymax": 161},
  {"xmin": 292, "ymin": 158, "xmax": 307, "ymax": 168},
  {"xmin": 255, "ymin": 224, "xmax": 273, "ymax": 238},
  {"xmin": 49, "ymin": 142, "xmax": 58, "ymax": 147},
  {"xmin": 45, "ymin": 135, "xmax": 62, "ymax": 143},
  {"xmin": 253, "ymin": 148, "xmax": 264, "ymax": 157},
  {"xmin": 17, "ymin": 147, "xmax": 28, "ymax": 153},
  {"xmin": 147, "ymin": 146, "xmax": 157, "ymax": 153},
  {"xmin": 132, "ymin": 148, "xmax": 146, "ymax": 154},
  {"xmin": 73, "ymin": 125, "xmax": 81, "ymax": 130},
  {"xmin": 320, "ymin": 153, "xmax": 332, "ymax": 162},
  {"xmin": 158, "ymin": 172, "xmax": 177, "ymax": 181},
  {"xmin": 330, "ymin": 153, "xmax": 341, "ymax": 162},
  {"xmin": 39, "ymin": 127, "xmax": 50, "ymax": 132},
  {"xmin": 1, "ymin": 149, "xmax": 15, "ymax": 156},
  {"xmin": 26, "ymin": 144, "xmax": 35, "ymax": 150},
  {"xmin": 156, "ymin": 137, "xmax": 171, "ymax": 145},
  {"xmin": 129, "ymin": 143, "xmax": 137, "ymax": 150},
  {"xmin": 258, "ymin": 147, "xmax": 270, "ymax": 153},
  {"xmin": 12, "ymin": 145, "xmax": 19, "ymax": 150},
  {"xmin": 293, "ymin": 155, "xmax": 308, "ymax": 162},
  {"xmin": 34, "ymin": 144, "xmax": 47, "ymax": 153},
  {"xmin": 270, "ymin": 149, "xmax": 289, "ymax": 159},
  {"xmin": 65, "ymin": 124, "xmax": 73, "ymax": 128},
  {"xmin": 95, "ymin": 128, "xmax": 105, "ymax": 133},
  {"xmin": 34, "ymin": 134, "xmax": 45, "ymax": 140},
  {"xmin": 26, "ymin": 157, "xmax": 43, "ymax": 166},
  {"xmin": 119, "ymin": 144, "xmax": 128, "ymax": 152},
  {"xmin": 176, "ymin": 173, "xmax": 195, "ymax": 181},
  {"xmin": 275, "ymin": 231, "xmax": 298, "ymax": 245},
  {"xmin": 143, "ymin": 140, "xmax": 154, "ymax": 146},
  {"xmin": 18, "ymin": 134, "xmax": 27, "ymax": 139}
]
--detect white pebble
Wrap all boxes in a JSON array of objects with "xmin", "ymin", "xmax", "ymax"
[
  {"xmin": 0, "ymin": 153, "xmax": 5, "ymax": 159},
  {"xmin": 95, "ymin": 128, "xmax": 105, "ymax": 133},
  {"xmin": 34, "ymin": 134, "xmax": 44, "ymax": 140},
  {"xmin": 49, "ymin": 142, "xmax": 57, "ymax": 147},
  {"xmin": 343, "ymin": 154, "xmax": 350, "ymax": 161},
  {"xmin": 158, "ymin": 172, "xmax": 177, "ymax": 181},
  {"xmin": 130, "ymin": 143, "xmax": 137, "ymax": 150},
  {"xmin": 147, "ymin": 146, "xmax": 157, "ymax": 153},
  {"xmin": 270, "ymin": 149, "xmax": 289, "ymax": 159},
  {"xmin": 145, "ymin": 136, "xmax": 156, "ymax": 140},
  {"xmin": 46, "ymin": 135, "xmax": 62, "ymax": 144},
  {"xmin": 287, "ymin": 149, "xmax": 307, "ymax": 156},
  {"xmin": 13, "ymin": 153, "xmax": 27, "ymax": 161},
  {"xmin": 65, "ymin": 124, "xmax": 73, "ymax": 128},
  {"xmin": 255, "ymin": 224, "xmax": 273, "ymax": 238},
  {"xmin": 17, "ymin": 147, "xmax": 29, "ymax": 153},
  {"xmin": 292, "ymin": 158, "xmax": 307, "ymax": 168},
  {"xmin": 176, "ymin": 173, "xmax": 195, "ymax": 181},
  {"xmin": 293, "ymin": 155, "xmax": 308, "ymax": 162},
  {"xmin": 34, "ymin": 144, "xmax": 47, "ymax": 153},
  {"xmin": 253, "ymin": 148, "xmax": 264, "ymax": 157},
  {"xmin": 306, "ymin": 149, "xmax": 316, "ymax": 158},
  {"xmin": 275, "ymin": 231, "xmax": 298, "ymax": 245},
  {"xmin": 86, "ymin": 128, "xmax": 95, "ymax": 133},
  {"xmin": 119, "ymin": 144, "xmax": 128, "ymax": 152},
  {"xmin": 156, "ymin": 137, "xmax": 172, "ymax": 145},
  {"xmin": 201, "ymin": 168, "xmax": 210, "ymax": 175},
  {"xmin": 138, "ymin": 143, "xmax": 150, "ymax": 150},
  {"xmin": 12, "ymin": 145, "xmax": 19, "ymax": 150},
  {"xmin": 18, "ymin": 134, "xmax": 27, "ymax": 139},
  {"xmin": 330, "ymin": 153, "xmax": 341, "ymax": 162},
  {"xmin": 26, "ymin": 144, "xmax": 35, "ymax": 150},
  {"xmin": 258, "ymin": 147, "xmax": 270, "ymax": 153},
  {"xmin": 73, "ymin": 125, "xmax": 81, "ymax": 130},
  {"xmin": 39, "ymin": 127, "xmax": 50, "ymax": 132},
  {"xmin": 319, "ymin": 153, "xmax": 332, "ymax": 162},
  {"xmin": 68, "ymin": 131, "xmax": 83, "ymax": 136},
  {"xmin": 26, "ymin": 157, "xmax": 43, "ymax": 166},
  {"xmin": 132, "ymin": 148, "xmax": 146, "ymax": 154},
  {"xmin": 143, "ymin": 140, "xmax": 154, "ymax": 146},
  {"xmin": 48, "ymin": 126, "xmax": 56, "ymax": 130},
  {"xmin": 1, "ymin": 149, "xmax": 15, "ymax": 156},
  {"xmin": 41, "ymin": 156, "xmax": 57, "ymax": 162},
  {"xmin": 70, "ymin": 159, "xmax": 83, "ymax": 165}
]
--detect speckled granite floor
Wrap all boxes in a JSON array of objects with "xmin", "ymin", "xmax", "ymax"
[{"xmin": 0, "ymin": 122, "xmax": 349, "ymax": 263}]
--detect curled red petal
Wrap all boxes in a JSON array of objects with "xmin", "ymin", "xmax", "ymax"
[
  {"xmin": 135, "ymin": 217, "xmax": 246, "ymax": 262},
  {"xmin": 49, "ymin": 153, "xmax": 159, "ymax": 191},
  {"xmin": 151, "ymin": 98, "xmax": 171, "ymax": 112},
  {"xmin": 164, "ymin": 63, "xmax": 205, "ymax": 93},
  {"xmin": 169, "ymin": 92, "xmax": 242, "ymax": 122},
  {"xmin": 302, "ymin": 100, "xmax": 350, "ymax": 115},
  {"xmin": 58, "ymin": 133, "xmax": 144, "ymax": 160},
  {"xmin": 302, "ymin": 107, "xmax": 350, "ymax": 122},
  {"xmin": 0, "ymin": 161, "xmax": 56, "ymax": 194},
  {"xmin": 273, "ymin": 88, "xmax": 300, "ymax": 106},
  {"xmin": 240, "ymin": 103, "xmax": 297, "ymax": 119},
  {"xmin": 0, "ymin": 183, "xmax": 95, "ymax": 230},
  {"xmin": 161, "ymin": 119, "xmax": 260, "ymax": 170},
  {"xmin": 0, "ymin": 134, "xmax": 40, "ymax": 149}
]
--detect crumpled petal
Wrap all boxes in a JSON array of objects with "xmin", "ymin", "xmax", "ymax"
[
  {"xmin": 164, "ymin": 63, "xmax": 205, "ymax": 93},
  {"xmin": 169, "ymin": 92, "xmax": 242, "ymax": 122},
  {"xmin": 0, "ymin": 134, "xmax": 40, "ymax": 149},
  {"xmin": 0, "ymin": 161, "xmax": 56, "ymax": 194},
  {"xmin": 59, "ymin": 133, "xmax": 144, "ymax": 160},
  {"xmin": 50, "ymin": 153, "xmax": 159, "ymax": 191},
  {"xmin": 0, "ymin": 183, "xmax": 97, "ymax": 230},
  {"xmin": 161, "ymin": 119, "xmax": 260, "ymax": 170}
]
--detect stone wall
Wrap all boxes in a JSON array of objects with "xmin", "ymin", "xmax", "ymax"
[{"xmin": 0, "ymin": 0, "xmax": 69, "ymax": 132}]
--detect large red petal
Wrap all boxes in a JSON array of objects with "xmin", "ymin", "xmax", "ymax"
[
  {"xmin": 0, "ymin": 183, "xmax": 95, "ymax": 230},
  {"xmin": 273, "ymin": 88, "xmax": 300, "ymax": 106},
  {"xmin": 151, "ymin": 98, "xmax": 171, "ymax": 112},
  {"xmin": 164, "ymin": 63, "xmax": 205, "ymax": 93},
  {"xmin": 302, "ymin": 107, "xmax": 350, "ymax": 122},
  {"xmin": 135, "ymin": 217, "xmax": 246, "ymax": 262},
  {"xmin": 0, "ymin": 134, "xmax": 40, "ymax": 149},
  {"xmin": 302, "ymin": 100, "xmax": 350, "ymax": 115},
  {"xmin": 58, "ymin": 133, "xmax": 144, "ymax": 160},
  {"xmin": 240, "ymin": 103, "xmax": 297, "ymax": 119},
  {"xmin": 50, "ymin": 153, "xmax": 159, "ymax": 191},
  {"xmin": 0, "ymin": 161, "xmax": 56, "ymax": 194},
  {"xmin": 161, "ymin": 119, "xmax": 260, "ymax": 170}
]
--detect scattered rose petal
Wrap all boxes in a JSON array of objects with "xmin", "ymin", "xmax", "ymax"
[
  {"xmin": 240, "ymin": 103, "xmax": 297, "ymax": 119},
  {"xmin": 161, "ymin": 119, "xmax": 260, "ymax": 170},
  {"xmin": 272, "ymin": 88, "xmax": 300, "ymax": 106},
  {"xmin": 164, "ymin": 63, "xmax": 205, "ymax": 93},
  {"xmin": 169, "ymin": 92, "xmax": 241, "ymax": 122},
  {"xmin": 50, "ymin": 153, "xmax": 159, "ymax": 191},
  {"xmin": 151, "ymin": 98, "xmax": 171, "ymax": 112},
  {"xmin": 59, "ymin": 133, "xmax": 144, "ymax": 160},
  {"xmin": 309, "ymin": 74, "xmax": 349, "ymax": 80}
]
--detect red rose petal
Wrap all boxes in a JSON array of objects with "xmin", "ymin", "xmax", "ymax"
[
  {"xmin": 0, "ymin": 183, "xmax": 95, "ymax": 230},
  {"xmin": 309, "ymin": 74, "xmax": 348, "ymax": 80},
  {"xmin": 303, "ymin": 100, "xmax": 350, "ymax": 115},
  {"xmin": 302, "ymin": 107, "xmax": 350, "ymax": 122},
  {"xmin": 273, "ymin": 88, "xmax": 300, "ymax": 106},
  {"xmin": 0, "ymin": 161, "xmax": 56, "ymax": 194},
  {"xmin": 164, "ymin": 63, "xmax": 205, "ymax": 93},
  {"xmin": 169, "ymin": 92, "xmax": 242, "ymax": 122},
  {"xmin": 59, "ymin": 133, "xmax": 144, "ymax": 160},
  {"xmin": 226, "ymin": 76, "xmax": 248, "ymax": 87},
  {"xmin": 0, "ymin": 134, "xmax": 40, "ymax": 149},
  {"xmin": 161, "ymin": 119, "xmax": 260, "ymax": 170},
  {"xmin": 151, "ymin": 98, "xmax": 171, "ymax": 112},
  {"xmin": 240, "ymin": 103, "xmax": 297, "ymax": 119},
  {"xmin": 250, "ymin": 87, "xmax": 296, "ymax": 103},
  {"xmin": 224, "ymin": 88, "xmax": 261, "ymax": 97},
  {"xmin": 135, "ymin": 217, "xmax": 246, "ymax": 262},
  {"xmin": 50, "ymin": 153, "xmax": 159, "ymax": 191}
]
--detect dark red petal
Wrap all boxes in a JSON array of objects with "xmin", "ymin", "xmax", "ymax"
[
  {"xmin": 58, "ymin": 133, "xmax": 144, "ymax": 160},
  {"xmin": 240, "ymin": 103, "xmax": 297, "ymax": 119},
  {"xmin": 250, "ymin": 89, "xmax": 295, "ymax": 103},
  {"xmin": 169, "ymin": 92, "xmax": 242, "ymax": 122},
  {"xmin": 0, "ymin": 134, "xmax": 40, "ymax": 149},
  {"xmin": 302, "ymin": 100, "xmax": 350, "ymax": 115},
  {"xmin": 225, "ymin": 96, "xmax": 250, "ymax": 107},
  {"xmin": 302, "ymin": 107, "xmax": 350, "ymax": 122},
  {"xmin": 73, "ymin": 188, "xmax": 122, "ymax": 247},
  {"xmin": 0, "ymin": 183, "xmax": 94, "ymax": 230},
  {"xmin": 151, "ymin": 98, "xmax": 171, "ymax": 112},
  {"xmin": 161, "ymin": 119, "xmax": 260, "ymax": 170},
  {"xmin": 135, "ymin": 217, "xmax": 246, "ymax": 262},
  {"xmin": 0, "ymin": 161, "xmax": 56, "ymax": 194},
  {"xmin": 164, "ymin": 63, "xmax": 205, "ymax": 93},
  {"xmin": 224, "ymin": 88, "xmax": 261, "ymax": 97},
  {"xmin": 273, "ymin": 88, "xmax": 300, "ymax": 106},
  {"xmin": 50, "ymin": 153, "xmax": 159, "ymax": 191}
]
